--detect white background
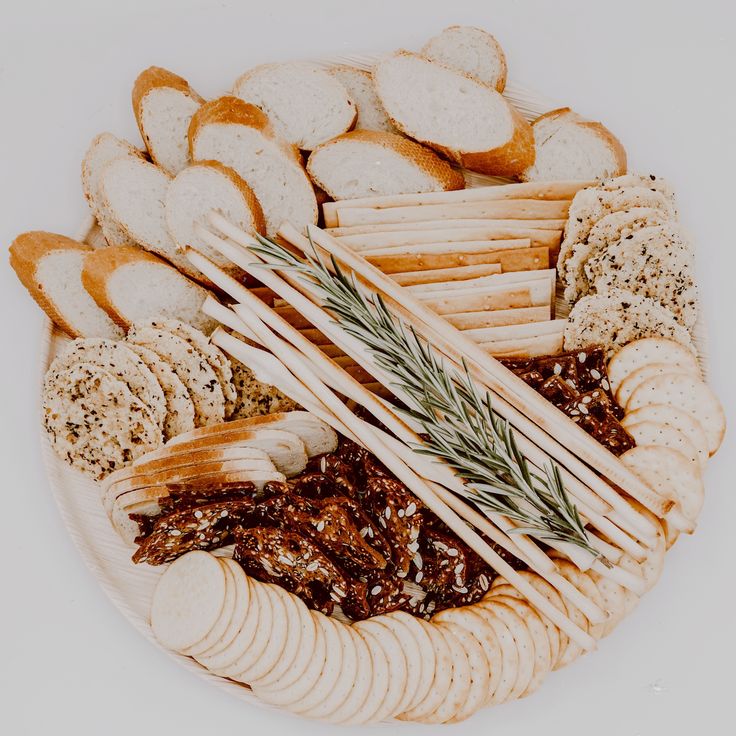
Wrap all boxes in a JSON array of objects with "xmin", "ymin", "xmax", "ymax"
[{"xmin": 1, "ymin": 1, "xmax": 734, "ymax": 734}]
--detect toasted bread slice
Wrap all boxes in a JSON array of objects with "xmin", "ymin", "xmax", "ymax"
[
  {"xmin": 10, "ymin": 231, "xmax": 123, "ymax": 339},
  {"xmin": 81, "ymin": 132, "xmax": 145, "ymax": 247},
  {"xmin": 373, "ymin": 51, "xmax": 534, "ymax": 177},
  {"xmin": 522, "ymin": 108, "xmax": 626, "ymax": 182},
  {"xmin": 421, "ymin": 25, "xmax": 507, "ymax": 92},
  {"xmin": 329, "ymin": 66, "xmax": 396, "ymax": 133},
  {"xmin": 132, "ymin": 66, "xmax": 205, "ymax": 175},
  {"xmin": 233, "ymin": 62, "xmax": 356, "ymax": 149},
  {"xmin": 165, "ymin": 160, "xmax": 265, "ymax": 280},
  {"xmin": 307, "ymin": 130, "xmax": 464, "ymax": 201},
  {"xmin": 189, "ymin": 96, "xmax": 317, "ymax": 236},
  {"xmin": 81, "ymin": 246, "xmax": 217, "ymax": 334}
]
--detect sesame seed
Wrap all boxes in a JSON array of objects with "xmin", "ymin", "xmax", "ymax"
[
  {"xmin": 384, "ymin": 507, "xmax": 391, "ymax": 519},
  {"xmin": 406, "ymin": 502, "xmax": 417, "ymax": 516},
  {"xmin": 169, "ymin": 529, "xmax": 181, "ymax": 536},
  {"xmin": 371, "ymin": 585, "xmax": 382, "ymax": 595},
  {"xmin": 415, "ymin": 571, "xmax": 423, "ymax": 583},
  {"xmin": 316, "ymin": 520, "xmax": 326, "ymax": 532},
  {"xmin": 455, "ymin": 563, "xmax": 465, "ymax": 574},
  {"xmin": 194, "ymin": 510, "xmax": 203, "ymax": 519},
  {"xmin": 447, "ymin": 548, "xmax": 459, "ymax": 557}
]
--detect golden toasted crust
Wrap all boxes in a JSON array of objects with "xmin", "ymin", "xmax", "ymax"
[
  {"xmin": 133, "ymin": 67, "xmax": 204, "ymax": 124},
  {"xmin": 81, "ymin": 246, "xmax": 174, "ymax": 330},
  {"xmin": 307, "ymin": 129, "xmax": 465, "ymax": 198},
  {"xmin": 376, "ymin": 51, "xmax": 534, "ymax": 178},
  {"xmin": 187, "ymin": 96, "xmax": 301, "ymax": 164},
  {"xmin": 9, "ymin": 231, "xmax": 92, "ymax": 337},
  {"xmin": 191, "ymin": 160, "xmax": 267, "ymax": 236}
]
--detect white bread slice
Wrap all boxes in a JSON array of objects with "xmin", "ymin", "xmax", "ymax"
[
  {"xmin": 522, "ymin": 107, "xmax": 627, "ymax": 182},
  {"xmin": 9, "ymin": 231, "xmax": 123, "ymax": 339},
  {"xmin": 329, "ymin": 66, "xmax": 396, "ymax": 133},
  {"xmin": 81, "ymin": 245, "xmax": 217, "ymax": 334},
  {"xmin": 165, "ymin": 160, "xmax": 265, "ymax": 280},
  {"xmin": 132, "ymin": 67, "xmax": 204, "ymax": 176},
  {"xmin": 232, "ymin": 62, "xmax": 356, "ymax": 149},
  {"xmin": 100, "ymin": 156, "xmax": 203, "ymax": 280},
  {"xmin": 306, "ymin": 130, "xmax": 465, "ymax": 200},
  {"xmin": 81, "ymin": 132, "xmax": 144, "ymax": 247},
  {"xmin": 189, "ymin": 96, "xmax": 317, "ymax": 236},
  {"xmin": 373, "ymin": 51, "xmax": 534, "ymax": 177},
  {"xmin": 421, "ymin": 25, "xmax": 507, "ymax": 92}
]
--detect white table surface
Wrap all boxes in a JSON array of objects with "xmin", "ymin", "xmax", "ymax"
[{"xmin": 1, "ymin": 1, "xmax": 734, "ymax": 734}]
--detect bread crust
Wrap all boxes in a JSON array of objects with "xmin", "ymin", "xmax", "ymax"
[
  {"xmin": 374, "ymin": 51, "xmax": 534, "ymax": 178},
  {"xmin": 307, "ymin": 130, "xmax": 465, "ymax": 199},
  {"xmin": 10, "ymin": 231, "xmax": 95, "ymax": 338}
]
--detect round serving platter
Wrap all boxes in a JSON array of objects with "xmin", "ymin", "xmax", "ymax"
[{"xmin": 38, "ymin": 51, "xmax": 710, "ymax": 720}]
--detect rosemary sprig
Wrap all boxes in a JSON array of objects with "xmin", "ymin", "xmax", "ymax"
[{"xmin": 249, "ymin": 233, "xmax": 600, "ymax": 559}]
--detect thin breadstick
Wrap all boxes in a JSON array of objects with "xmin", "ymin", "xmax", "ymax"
[
  {"xmin": 391, "ymin": 263, "xmax": 502, "ymax": 285},
  {"xmin": 447, "ymin": 307, "xmax": 551, "ymax": 331},
  {"xmin": 323, "ymin": 180, "xmax": 592, "ymax": 226},
  {"xmin": 482, "ymin": 333, "xmax": 565, "ymax": 359},
  {"xmin": 328, "ymin": 219, "xmax": 565, "ymax": 236},
  {"xmin": 337, "ymin": 229, "xmax": 559, "ymax": 251},
  {"xmin": 465, "ymin": 319, "xmax": 566, "ymax": 342},
  {"xmin": 420, "ymin": 287, "xmax": 543, "ymax": 313},
  {"xmin": 406, "ymin": 268, "xmax": 555, "ymax": 294}
]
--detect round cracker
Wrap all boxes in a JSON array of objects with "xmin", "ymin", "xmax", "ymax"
[
  {"xmin": 148, "ymin": 319, "xmax": 237, "ymax": 418},
  {"xmin": 323, "ymin": 625, "xmax": 373, "ymax": 723},
  {"xmin": 344, "ymin": 624, "xmax": 392, "ymax": 724},
  {"xmin": 548, "ymin": 559, "xmax": 607, "ymax": 641},
  {"xmin": 127, "ymin": 324, "xmax": 225, "ymax": 427},
  {"xmin": 184, "ymin": 558, "xmax": 237, "ymax": 656},
  {"xmin": 613, "ymin": 557, "xmax": 644, "ymax": 616},
  {"xmin": 588, "ymin": 570, "xmax": 627, "ymax": 637},
  {"xmin": 42, "ymin": 362, "xmax": 162, "ymax": 479},
  {"xmin": 627, "ymin": 374, "xmax": 724, "ymax": 454},
  {"xmin": 622, "ymin": 403, "xmax": 708, "ymax": 467},
  {"xmin": 254, "ymin": 609, "xmax": 327, "ymax": 707},
  {"xmin": 150, "ymin": 551, "xmax": 227, "ymax": 652},
  {"xmin": 397, "ymin": 619, "xmax": 453, "ymax": 721},
  {"xmin": 621, "ymin": 445, "xmax": 704, "ymax": 524},
  {"xmin": 397, "ymin": 614, "xmax": 437, "ymax": 713},
  {"xmin": 352, "ymin": 618, "xmax": 408, "ymax": 722},
  {"xmin": 253, "ymin": 587, "xmax": 316, "ymax": 689},
  {"xmin": 234, "ymin": 582, "xmax": 289, "ymax": 682},
  {"xmin": 617, "ymin": 362, "xmax": 695, "ymax": 407},
  {"xmin": 126, "ymin": 342, "xmax": 195, "ymax": 439},
  {"xmin": 608, "ymin": 337, "xmax": 701, "ymax": 395},
  {"xmin": 625, "ymin": 420, "xmax": 700, "ymax": 468},
  {"xmin": 47, "ymin": 337, "xmax": 167, "ymax": 428}
]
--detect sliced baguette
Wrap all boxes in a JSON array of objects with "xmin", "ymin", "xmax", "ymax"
[
  {"xmin": 132, "ymin": 66, "xmax": 205, "ymax": 176},
  {"xmin": 421, "ymin": 25, "xmax": 507, "ymax": 92},
  {"xmin": 165, "ymin": 160, "xmax": 265, "ymax": 279},
  {"xmin": 81, "ymin": 246, "xmax": 217, "ymax": 334},
  {"xmin": 189, "ymin": 96, "xmax": 317, "ymax": 236},
  {"xmin": 522, "ymin": 107, "xmax": 627, "ymax": 182},
  {"xmin": 373, "ymin": 51, "xmax": 534, "ymax": 177},
  {"xmin": 81, "ymin": 132, "xmax": 145, "ymax": 247},
  {"xmin": 329, "ymin": 66, "xmax": 396, "ymax": 133},
  {"xmin": 9, "ymin": 231, "xmax": 123, "ymax": 339},
  {"xmin": 232, "ymin": 62, "xmax": 356, "ymax": 150},
  {"xmin": 307, "ymin": 130, "xmax": 464, "ymax": 200},
  {"xmin": 100, "ymin": 156, "xmax": 202, "ymax": 279}
]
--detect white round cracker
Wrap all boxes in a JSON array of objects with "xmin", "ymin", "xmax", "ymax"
[
  {"xmin": 184, "ymin": 558, "xmax": 237, "ymax": 656},
  {"xmin": 351, "ymin": 619, "xmax": 407, "ymax": 723},
  {"xmin": 608, "ymin": 337, "xmax": 700, "ymax": 395},
  {"xmin": 622, "ymin": 403, "xmax": 708, "ymax": 467},
  {"xmin": 150, "ymin": 551, "xmax": 227, "ymax": 652},
  {"xmin": 588, "ymin": 570, "xmax": 627, "ymax": 637},
  {"xmin": 285, "ymin": 613, "xmax": 344, "ymax": 713},
  {"xmin": 613, "ymin": 557, "xmax": 644, "ymax": 616},
  {"xmin": 397, "ymin": 615, "xmax": 438, "ymax": 713},
  {"xmin": 42, "ymin": 362, "xmax": 163, "ymax": 479},
  {"xmin": 148, "ymin": 319, "xmax": 237, "ymax": 418},
  {"xmin": 617, "ymin": 362, "xmax": 696, "ymax": 407},
  {"xmin": 397, "ymin": 619, "xmax": 453, "ymax": 721},
  {"xmin": 323, "ymin": 625, "xmax": 373, "ymax": 723},
  {"xmin": 625, "ymin": 420, "xmax": 700, "ymax": 468},
  {"xmin": 125, "ymin": 342, "xmax": 195, "ymax": 439},
  {"xmin": 234, "ymin": 582, "xmax": 289, "ymax": 682},
  {"xmin": 548, "ymin": 558, "xmax": 607, "ymax": 640},
  {"xmin": 127, "ymin": 324, "xmax": 225, "ymax": 427},
  {"xmin": 627, "ymin": 374, "xmax": 725, "ymax": 454},
  {"xmin": 46, "ymin": 337, "xmax": 167, "ymax": 428},
  {"xmin": 344, "ymin": 624, "xmax": 392, "ymax": 724},
  {"xmin": 621, "ymin": 445, "xmax": 704, "ymax": 524}
]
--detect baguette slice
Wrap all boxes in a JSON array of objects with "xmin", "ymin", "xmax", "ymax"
[
  {"xmin": 9, "ymin": 231, "xmax": 123, "ymax": 339},
  {"xmin": 232, "ymin": 62, "xmax": 356, "ymax": 150},
  {"xmin": 522, "ymin": 108, "xmax": 626, "ymax": 182},
  {"xmin": 165, "ymin": 160, "xmax": 265, "ymax": 278},
  {"xmin": 100, "ymin": 156, "xmax": 202, "ymax": 280},
  {"xmin": 373, "ymin": 51, "xmax": 534, "ymax": 177},
  {"xmin": 421, "ymin": 25, "xmax": 507, "ymax": 92},
  {"xmin": 189, "ymin": 96, "xmax": 317, "ymax": 236},
  {"xmin": 132, "ymin": 66, "xmax": 205, "ymax": 176},
  {"xmin": 81, "ymin": 132, "xmax": 145, "ymax": 247},
  {"xmin": 329, "ymin": 66, "xmax": 396, "ymax": 133},
  {"xmin": 81, "ymin": 246, "xmax": 217, "ymax": 334},
  {"xmin": 307, "ymin": 130, "xmax": 464, "ymax": 200}
]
